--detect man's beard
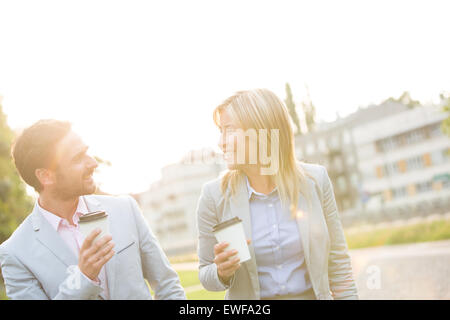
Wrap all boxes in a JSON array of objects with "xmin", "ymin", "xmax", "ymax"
[{"xmin": 53, "ymin": 170, "xmax": 97, "ymax": 200}]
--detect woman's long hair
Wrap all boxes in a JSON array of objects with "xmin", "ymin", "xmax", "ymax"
[{"xmin": 213, "ymin": 88, "xmax": 311, "ymax": 218}]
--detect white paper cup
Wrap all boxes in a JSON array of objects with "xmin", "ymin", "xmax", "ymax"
[
  {"xmin": 213, "ymin": 217, "xmax": 251, "ymax": 263},
  {"xmin": 78, "ymin": 211, "xmax": 110, "ymax": 244}
]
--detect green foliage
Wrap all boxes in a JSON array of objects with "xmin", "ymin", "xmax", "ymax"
[
  {"xmin": 441, "ymin": 100, "xmax": 450, "ymax": 137},
  {"xmin": 284, "ymin": 83, "xmax": 301, "ymax": 135},
  {"xmin": 382, "ymin": 91, "xmax": 422, "ymax": 108},
  {"xmin": 0, "ymin": 104, "xmax": 33, "ymax": 245},
  {"xmin": 345, "ymin": 219, "xmax": 450, "ymax": 249},
  {"xmin": 0, "ymin": 102, "xmax": 33, "ymax": 289},
  {"xmin": 301, "ymin": 84, "xmax": 316, "ymax": 132}
]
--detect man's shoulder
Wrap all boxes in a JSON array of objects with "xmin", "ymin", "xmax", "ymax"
[
  {"xmin": 0, "ymin": 213, "xmax": 35, "ymax": 255},
  {"xmin": 83, "ymin": 194, "xmax": 139, "ymax": 219},
  {"xmin": 84, "ymin": 194, "xmax": 134, "ymax": 206}
]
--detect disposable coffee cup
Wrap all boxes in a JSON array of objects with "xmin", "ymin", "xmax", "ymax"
[
  {"xmin": 212, "ymin": 217, "xmax": 251, "ymax": 263},
  {"xmin": 79, "ymin": 211, "xmax": 110, "ymax": 244}
]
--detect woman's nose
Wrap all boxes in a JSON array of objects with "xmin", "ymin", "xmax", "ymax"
[{"xmin": 218, "ymin": 133, "xmax": 226, "ymax": 152}]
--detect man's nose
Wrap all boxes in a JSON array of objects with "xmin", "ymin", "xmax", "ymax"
[{"xmin": 87, "ymin": 155, "xmax": 98, "ymax": 170}]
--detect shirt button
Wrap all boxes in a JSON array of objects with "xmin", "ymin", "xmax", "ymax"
[
  {"xmin": 268, "ymin": 203, "xmax": 273, "ymax": 207},
  {"xmin": 275, "ymin": 246, "xmax": 280, "ymax": 250},
  {"xmin": 272, "ymin": 224, "xmax": 277, "ymax": 229},
  {"xmin": 281, "ymin": 285, "xmax": 286, "ymax": 290},
  {"xmin": 277, "ymin": 265, "xmax": 282, "ymax": 270}
]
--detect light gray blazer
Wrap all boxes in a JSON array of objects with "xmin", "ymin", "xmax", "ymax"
[
  {"xmin": 0, "ymin": 195, "xmax": 186, "ymax": 300},
  {"xmin": 196, "ymin": 162, "xmax": 358, "ymax": 300}
]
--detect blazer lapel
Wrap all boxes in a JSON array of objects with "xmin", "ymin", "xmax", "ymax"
[
  {"xmin": 31, "ymin": 206, "xmax": 78, "ymax": 268},
  {"xmin": 228, "ymin": 177, "xmax": 261, "ymax": 299},
  {"xmin": 83, "ymin": 196, "xmax": 117, "ymax": 299}
]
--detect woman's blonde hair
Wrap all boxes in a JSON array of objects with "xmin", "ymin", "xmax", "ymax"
[{"xmin": 213, "ymin": 88, "xmax": 311, "ymax": 218}]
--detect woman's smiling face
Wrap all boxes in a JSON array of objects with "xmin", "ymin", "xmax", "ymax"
[{"xmin": 217, "ymin": 108, "xmax": 257, "ymax": 170}]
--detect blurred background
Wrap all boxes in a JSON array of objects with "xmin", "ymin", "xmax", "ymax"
[{"xmin": 0, "ymin": 0, "xmax": 449, "ymax": 299}]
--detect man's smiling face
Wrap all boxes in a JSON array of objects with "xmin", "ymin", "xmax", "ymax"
[{"xmin": 50, "ymin": 131, "xmax": 99, "ymax": 199}]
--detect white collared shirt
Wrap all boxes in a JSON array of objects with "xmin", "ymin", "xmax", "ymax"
[{"xmin": 37, "ymin": 196, "xmax": 109, "ymax": 299}]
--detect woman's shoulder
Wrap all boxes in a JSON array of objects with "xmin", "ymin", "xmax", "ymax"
[
  {"xmin": 201, "ymin": 175, "xmax": 224, "ymax": 199},
  {"xmin": 298, "ymin": 161, "xmax": 327, "ymax": 182}
]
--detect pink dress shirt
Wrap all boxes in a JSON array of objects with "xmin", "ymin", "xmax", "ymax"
[{"xmin": 37, "ymin": 197, "xmax": 109, "ymax": 299}]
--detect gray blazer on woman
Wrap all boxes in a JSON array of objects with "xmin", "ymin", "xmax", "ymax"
[{"xmin": 196, "ymin": 162, "xmax": 358, "ymax": 300}]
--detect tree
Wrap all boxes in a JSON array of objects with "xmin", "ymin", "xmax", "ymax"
[
  {"xmin": 301, "ymin": 84, "xmax": 316, "ymax": 133},
  {"xmin": 440, "ymin": 92, "xmax": 450, "ymax": 137},
  {"xmin": 382, "ymin": 91, "xmax": 421, "ymax": 108},
  {"xmin": 0, "ymin": 98, "xmax": 33, "ymax": 297},
  {"xmin": 284, "ymin": 83, "xmax": 301, "ymax": 135},
  {"xmin": 0, "ymin": 101, "xmax": 33, "ymax": 245}
]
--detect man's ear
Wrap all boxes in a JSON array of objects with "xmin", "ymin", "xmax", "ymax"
[{"xmin": 35, "ymin": 168, "xmax": 55, "ymax": 190}]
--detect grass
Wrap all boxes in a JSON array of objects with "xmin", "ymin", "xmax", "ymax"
[
  {"xmin": 175, "ymin": 270, "xmax": 226, "ymax": 300},
  {"xmin": 147, "ymin": 270, "xmax": 226, "ymax": 300},
  {"xmin": 176, "ymin": 270, "xmax": 201, "ymax": 288},
  {"xmin": 345, "ymin": 218, "xmax": 450, "ymax": 249},
  {"xmin": 168, "ymin": 253, "xmax": 198, "ymax": 264},
  {"xmin": 0, "ymin": 286, "xmax": 7, "ymax": 300},
  {"xmin": 186, "ymin": 289, "xmax": 226, "ymax": 300}
]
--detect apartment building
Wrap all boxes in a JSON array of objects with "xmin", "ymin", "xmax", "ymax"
[
  {"xmin": 353, "ymin": 105, "xmax": 450, "ymax": 218},
  {"xmin": 295, "ymin": 101, "xmax": 408, "ymax": 213}
]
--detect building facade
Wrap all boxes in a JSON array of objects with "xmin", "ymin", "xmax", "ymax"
[
  {"xmin": 136, "ymin": 148, "xmax": 224, "ymax": 256},
  {"xmin": 295, "ymin": 101, "xmax": 409, "ymax": 213},
  {"xmin": 353, "ymin": 105, "xmax": 450, "ymax": 221}
]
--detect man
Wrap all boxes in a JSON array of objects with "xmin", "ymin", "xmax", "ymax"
[{"xmin": 0, "ymin": 119, "xmax": 186, "ymax": 300}]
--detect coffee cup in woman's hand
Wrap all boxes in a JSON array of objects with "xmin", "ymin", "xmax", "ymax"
[{"xmin": 214, "ymin": 239, "xmax": 251, "ymax": 285}]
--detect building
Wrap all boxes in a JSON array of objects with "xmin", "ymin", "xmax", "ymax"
[
  {"xmin": 136, "ymin": 148, "xmax": 224, "ymax": 256},
  {"xmin": 353, "ymin": 104, "xmax": 450, "ymax": 221},
  {"xmin": 295, "ymin": 101, "xmax": 409, "ymax": 213}
]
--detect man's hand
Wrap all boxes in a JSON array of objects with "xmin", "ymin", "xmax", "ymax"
[
  {"xmin": 78, "ymin": 228, "xmax": 115, "ymax": 281},
  {"xmin": 213, "ymin": 239, "xmax": 251, "ymax": 285}
]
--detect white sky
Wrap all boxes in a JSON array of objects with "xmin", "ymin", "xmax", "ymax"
[{"xmin": 1, "ymin": 0, "xmax": 449, "ymax": 195}]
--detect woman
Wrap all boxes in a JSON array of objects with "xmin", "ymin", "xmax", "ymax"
[{"xmin": 196, "ymin": 88, "xmax": 358, "ymax": 300}]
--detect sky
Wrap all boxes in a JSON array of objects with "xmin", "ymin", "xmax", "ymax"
[{"xmin": 1, "ymin": 0, "xmax": 449, "ymax": 195}]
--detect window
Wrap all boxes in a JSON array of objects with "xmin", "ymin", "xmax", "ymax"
[
  {"xmin": 306, "ymin": 142, "xmax": 315, "ymax": 156},
  {"xmin": 406, "ymin": 129, "xmax": 425, "ymax": 144},
  {"xmin": 416, "ymin": 181, "xmax": 432, "ymax": 193},
  {"xmin": 343, "ymin": 130, "xmax": 351, "ymax": 145},
  {"xmin": 330, "ymin": 135, "xmax": 340, "ymax": 150},
  {"xmin": 429, "ymin": 123, "xmax": 442, "ymax": 138},
  {"xmin": 351, "ymin": 173, "xmax": 359, "ymax": 187},
  {"xmin": 384, "ymin": 162, "xmax": 399, "ymax": 176},
  {"xmin": 407, "ymin": 156, "xmax": 424, "ymax": 170},
  {"xmin": 333, "ymin": 157, "xmax": 343, "ymax": 172},
  {"xmin": 337, "ymin": 176, "xmax": 347, "ymax": 191},
  {"xmin": 431, "ymin": 149, "xmax": 445, "ymax": 165},
  {"xmin": 347, "ymin": 154, "xmax": 355, "ymax": 166},
  {"xmin": 318, "ymin": 138, "xmax": 327, "ymax": 153},
  {"xmin": 393, "ymin": 187, "xmax": 407, "ymax": 199}
]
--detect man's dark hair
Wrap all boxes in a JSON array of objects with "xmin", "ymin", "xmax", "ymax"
[{"xmin": 12, "ymin": 119, "xmax": 72, "ymax": 192}]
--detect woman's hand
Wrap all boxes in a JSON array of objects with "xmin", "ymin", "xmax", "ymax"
[{"xmin": 213, "ymin": 239, "xmax": 251, "ymax": 285}]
